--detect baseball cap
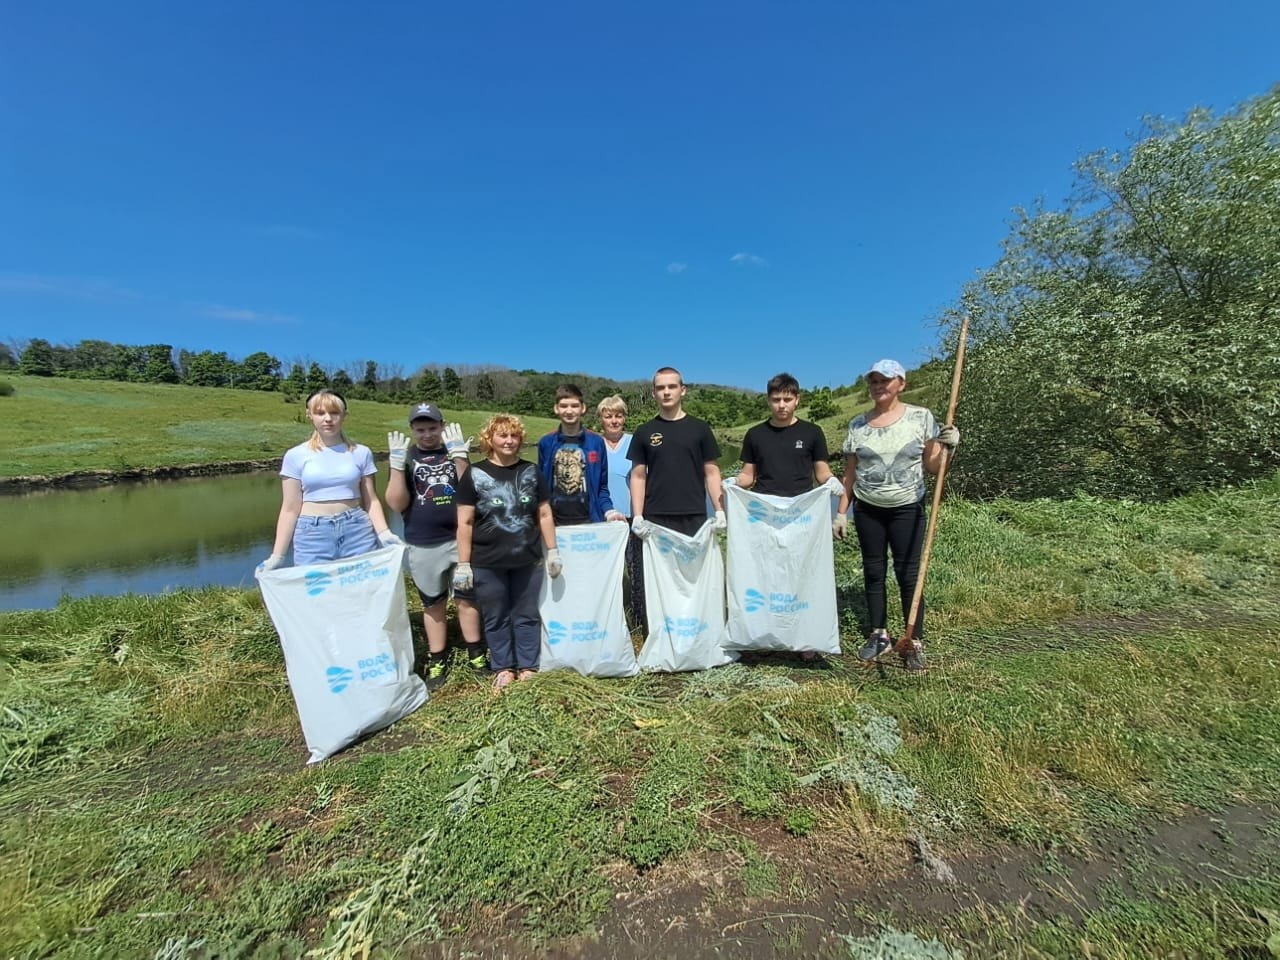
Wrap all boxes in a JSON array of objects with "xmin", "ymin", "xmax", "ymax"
[
  {"xmin": 408, "ymin": 402, "xmax": 444, "ymax": 423},
  {"xmin": 867, "ymin": 359, "xmax": 907, "ymax": 380}
]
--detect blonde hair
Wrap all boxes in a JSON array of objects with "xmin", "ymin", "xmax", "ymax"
[
  {"xmin": 305, "ymin": 390, "xmax": 355, "ymax": 452},
  {"xmin": 597, "ymin": 394, "xmax": 627, "ymax": 417},
  {"xmin": 478, "ymin": 414, "xmax": 526, "ymax": 455}
]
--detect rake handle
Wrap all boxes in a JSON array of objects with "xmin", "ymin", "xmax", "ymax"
[{"xmin": 895, "ymin": 315, "xmax": 969, "ymax": 654}]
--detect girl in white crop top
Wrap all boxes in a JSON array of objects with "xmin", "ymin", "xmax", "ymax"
[{"xmin": 257, "ymin": 390, "xmax": 400, "ymax": 570}]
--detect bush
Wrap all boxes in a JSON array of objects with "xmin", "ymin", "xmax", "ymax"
[{"xmin": 0, "ymin": 380, "xmax": 13, "ymax": 396}]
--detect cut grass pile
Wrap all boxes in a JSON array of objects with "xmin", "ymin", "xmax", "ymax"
[
  {"xmin": 2, "ymin": 475, "xmax": 1279, "ymax": 957},
  {"xmin": 0, "ymin": 376, "xmax": 558, "ymax": 478}
]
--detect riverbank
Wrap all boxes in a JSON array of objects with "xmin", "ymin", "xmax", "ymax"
[
  {"xmin": 0, "ymin": 458, "xmax": 279, "ymax": 494},
  {"xmin": 4, "ymin": 477, "xmax": 1279, "ymax": 956}
]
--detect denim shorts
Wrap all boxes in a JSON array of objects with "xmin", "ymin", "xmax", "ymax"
[{"xmin": 292, "ymin": 508, "xmax": 379, "ymax": 565}]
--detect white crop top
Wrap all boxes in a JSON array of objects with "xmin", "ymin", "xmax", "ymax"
[{"xmin": 280, "ymin": 442, "xmax": 376, "ymax": 502}]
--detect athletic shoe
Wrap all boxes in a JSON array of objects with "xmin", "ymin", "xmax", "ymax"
[
  {"xmin": 858, "ymin": 630, "xmax": 891, "ymax": 661},
  {"xmin": 901, "ymin": 642, "xmax": 927, "ymax": 673},
  {"xmin": 492, "ymin": 669, "xmax": 516, "ymax": 693},
  {"xmin": 424, "ymin": 653, "xmax": 450, "ymax": 692},
  {"xmin": 463, "ymin": 645, "xmax": 488, "ymax": 673}
]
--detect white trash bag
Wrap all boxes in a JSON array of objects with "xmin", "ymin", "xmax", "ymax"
[
  {"xmin": 724, "ymin": 484, "xmax": 841, "ymax": 654},
  {"xmin": 539, "ymin": 521, "xmax": 639, "ymax": 678},
  {"xmin": 257, "ymin": 544, "xmax": 427, "ymax": 763},
  {"xmin": 636, "ymin": 521, "xmax": 736, "ymax": 673}
]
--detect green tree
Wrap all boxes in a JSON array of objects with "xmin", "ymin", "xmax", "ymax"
[
  {"xmin": 183, "ymin": 350, "xmax": 234, "ymax": 387},
  {"xmin": 141, "ymin": 345, "xmax": 178, "ymax": 383},
  {"xmin": 284, "ymin": 363, "xmax": 306, "ymax": 399},
  {"xmin": 416, "ymin": 368, "xmax": 443, "ymax": 403},
  {"xmin": 943, "ymin": 87, "xmax": 1280, "ymax": 500},
  {"xmin": 0, "ymin": 343, "xmax": 13, "ymax": 368},
  {"xmin": 442, "ymin": 366, "xmax": 463, "ymax": 405},
  {"xmin": 239, "ymin": 352, "xmax": 282, "ymax": 391},
  {"xmin": 475, "ymin": 371, "xmax": 496, "ymax": 403},
  {"xmin": 331, "ymin": 368, "xmax": 354, "ymax": 392},
  {"xmin": 19, "ymin": 339, "xmax": 55, "ymax": 376},
  {"xmin": 362, "ymin": 361, "xmax": 378, "ymax": 394},
  {"xmin": 306, "ymin": 363, "xmax": 329, "ymax": 395},
  {"xmin": 806, "ymin": 387, "xmax": 837, "ymax": 421}
]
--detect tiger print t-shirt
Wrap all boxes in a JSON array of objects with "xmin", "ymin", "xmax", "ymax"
[
  {"xmin": 841, "ymin": 404, "xmax": 938, "ymax": 508},
  {"xmin": 455, "ymin": 459, "xmax": 550, "ymax": 569}
]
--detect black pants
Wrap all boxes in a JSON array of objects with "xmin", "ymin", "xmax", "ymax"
[{"xmin": 853, "ymin": 498, "xmax": 926, "ymax": 637}]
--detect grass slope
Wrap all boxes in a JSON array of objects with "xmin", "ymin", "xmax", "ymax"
[
  {"xmin": 0, "ymin": 376, "xmax": 559, "ymax": 479},
  {"xmin": 3, "ymin": 476, "xmax": 1280, "ymax": 957}
]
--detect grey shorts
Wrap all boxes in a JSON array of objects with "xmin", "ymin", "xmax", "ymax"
[{"xmin": 406, "ymin": 541, "xmax": 476, "ymax": 605}]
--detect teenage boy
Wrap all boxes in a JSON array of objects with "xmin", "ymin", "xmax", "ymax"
[
  {"xmin": 386, "ymin": 402, "xmax": 485, "ymax": 690},
  {"xmin": 733, "ymin": 372, "xmax": 844, "ymax": 522},
  {"xmin": 628, "ymin": 367, "xmax": 725, "ymax": 538},
  {"xmin": 536, "ymin": 384, "xmax": 626, "ymax": 526}
]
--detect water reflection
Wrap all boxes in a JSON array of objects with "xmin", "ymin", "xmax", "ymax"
[{"xmin": 0, "ymin": 473, "xmax": 282, "ymax": 610}]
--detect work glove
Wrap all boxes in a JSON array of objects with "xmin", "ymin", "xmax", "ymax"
[
  {"xmin": 452, "ymin": 562, "xmax": 474, "ymax": 592},
  {"xmin": 713, "ymin": 510, "xmax": 727, "ymax": 531},
  {"xmin": 631, "ymin": 516, "xmax": 655, "ymax": 541},
  {"xmin": 936, "ymin": 424, "xmax": 960, "ymax": 450},
  {"xmin": 377, "ymin": 529, "xmax": 404, "ymax": 547},
  {"xmin": 605, "ymin": 509, "xmax": 626, "ymax": 522},
  {"xmin": 823, "ymin": 476, "xmax": 845, "ymax": 497},
  {"xmin": 832, "ymin": 514, "xmax": 848, "ymax": 539},
  {"xmin": 255, "ymin": 554, "xmax": 285, "ymax": 575},
  {"xmin": 387, "ymin": 431, "xmax": 410, "ymax": 471},
  {"xmin": 443, "ymin": 423, "xmax": 471, "ymax": 459},
  {"xmin": 545, "ymin": 548, "xmax": 563, "ymax": 578}
]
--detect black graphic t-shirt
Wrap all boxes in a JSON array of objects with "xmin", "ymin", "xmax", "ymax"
[
  {"xmin": 549, "ymin": 437, "xmax": 591, "ymax": 525},
  {"xmin": 740, "ymin": 419, "xmax": 830, "ymax": 497},
  {"xmin": 401, "ymin": 447, "xmax": 462, "ymax": 546},
  {"xmin": 455, "ymin": 459, "xmax": 549, "ymax": 569},
  {"xmin": 628, "ymin": 414, "xmax": 720, "ymax": 516}
]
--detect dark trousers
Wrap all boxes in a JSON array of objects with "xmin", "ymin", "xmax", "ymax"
[
  {"xmin": 646, "ymin": 514, "xmax": 707, "ymax": 537},
  {"xmin": 625, "ymin": 529, "xmax": 646, "ymax": 632},
  {"xmin": 853, "ymin": 499, "xmax": 927, "ymax": 637},
  {"xmin": 473, "ymin": 563, "xmax": 544, "ymax": 672}
]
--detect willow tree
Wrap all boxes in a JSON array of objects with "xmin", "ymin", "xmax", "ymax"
[{"xmin": 943, "ymin": 86, "xmax": 1280, "ymax": 499}]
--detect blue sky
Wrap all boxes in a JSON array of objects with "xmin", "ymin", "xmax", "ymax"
[{"xmin": 2, "ymin": 1, "xmax": 1277, "ymax": 391}]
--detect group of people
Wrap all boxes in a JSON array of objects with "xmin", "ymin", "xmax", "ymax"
[{"xmin": 259, "ymin": 360, "xmax": 959, "ymax": 688}]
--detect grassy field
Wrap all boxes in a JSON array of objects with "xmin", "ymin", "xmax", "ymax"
[
  {"xmin": 0, "ymin": 376, "xmax": 559, "ymax": 479},
  {"xmin": 3, "ymin": 475, "xmax": 1279, "ymax": 957}
]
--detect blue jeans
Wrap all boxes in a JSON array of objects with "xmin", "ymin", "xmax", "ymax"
[
  {"xmin": 292, "ymin": 508, "xmax": 379, "ymax": 565},
  {"xmin": 473, "ymin": 563, "xmax": 544, "ymax": 672}
]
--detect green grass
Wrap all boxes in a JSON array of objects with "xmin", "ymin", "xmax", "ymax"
[
  {"xmin": 2, "ymin": 476, "xmax": 1279, "ymax": 955},
  {"xmin": 0, "ymin": 376, "xmax": 559, "ymax": 478}
]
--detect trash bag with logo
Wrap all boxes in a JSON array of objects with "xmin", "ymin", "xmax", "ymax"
[
  {"xmin": 724, "ymin": 484, "xmax": 841, "ymax": 654},
  {"xmin": 636, "ymin": 520, "xmax": 736, "ymax": 672},
  {"xmin": 257, "ymin": 544, "xmax": 427, "ymax": 763},
  {"xmin": 539, "ymin": 521, "xmax": 639, "ymax": 678}
]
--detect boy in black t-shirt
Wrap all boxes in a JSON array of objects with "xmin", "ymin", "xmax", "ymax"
[
  {"xmin": 628, "ymin": 366, "xmax": 724, "ymax": 539},
  {"xmin": 735, "ymin": 372, "xmax": 843, "ymax": 509},
  {"xmin": 386, "ymin": 402, "xmax": 485, "ymax": 690}
]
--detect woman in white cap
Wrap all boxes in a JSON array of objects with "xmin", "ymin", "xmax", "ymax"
[
  {"xmin": 837, "ymin": 360, "xmax": 959, "ymax": 670},
  {"xmin": 257, "ymin": 389, "xmax": 401, "ymax": 571}
]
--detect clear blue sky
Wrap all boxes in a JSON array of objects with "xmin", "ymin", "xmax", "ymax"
[{"xmin": 2, "ymin": 1, "xmax": 1276, "ymax": 390}]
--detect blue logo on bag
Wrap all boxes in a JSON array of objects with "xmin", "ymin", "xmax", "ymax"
[
  {"xmin": 743, "ymin": 590, "xmax": 810, "ymax": 614},
  {"xmin": 654, "ymin": 534, "xmax": 698, "ymax": 564},
  {"xmin": 305, "ymin": 571, "xmax": 333, "ymax": 596},
  {"xmin": 745, "ymin": 498, "xmax": 812, "ymax": 526},
  {"xmin": 744, "ymin": 588, "xmax": 766, "ymax": 612},
  {"xmin": 563, "ymin": 530, "xmax": 610, "ymax": 553},
  {"xmin": 326, "ymin": 665, "xmax": 354, "ymax": 693},
  {"xmin": 746, "ymin": 501, "xmax": 771, "ymax": 524},
  {"xmin": 662, "ymin": 615, "xmax": 709, "ymax": 639},
  {"xmin": 547, "ymin": 620, "xmax": 569, "ymax": 645},
  {"xmin": 547, "ymin": 620, "xmax": 606, "ymax": 644}
]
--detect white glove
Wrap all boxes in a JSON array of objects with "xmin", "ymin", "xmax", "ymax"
[
  {"xmin": 605, "ymin": 509, "xmax": 626, "ymax": 522},
  {"xmin": 443, "ymin": 422, "xmax": 471, "ymax": 459},
  {"xmin": 713, "ymin": 510, "xmax": 727, "ymax": 531},
  {"xmin": 832, "ymin": 514, "xmax": 848, "ymax": 539},
  {"xmin": 256, "ymin": 554, "xmax": 285, "ymax": 575},
  {"xmin": 936, "ymin": 424, "xmax": 960, "ymax": 450},
  {"xmin": 631, "ymin": 516, "xmax": 655, "ymax": 541},
  {"xmin": 823, "ymin": 476, "xmax": 845, "ymax": 497},
  {"xmin": 378, "ymin": 529, "xmax": 404, "ymax": 546},
  {"xmin": 452, "ymin": 562, "xmax": 474, "ymax": 592},
  {"xmin": 545, "ymin": 548, "xmax": 563, "ymax": 578},
  {"xmin": 387, "ymin": 431, "xmax": 409, "ymax": 471}
]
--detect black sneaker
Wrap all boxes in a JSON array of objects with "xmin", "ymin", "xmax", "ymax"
[
  {"xmin": 900, "ymin": 642, "xmax": 927, "ymax": 673},
  {"xmin": 858, "ymin": 630, "xmax": 891, "ymax": 661},
  {"xmin": 463, "ymin": 644, "xmax": 488, "ymax": 673},
  {"xmin": 424, "ymin": 652, "xmax": 450, "ymax": 691}
]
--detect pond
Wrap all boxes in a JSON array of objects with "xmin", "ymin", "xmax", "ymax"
[{"xmin": 0, "ymin": 472, "xmax": 282, "ymax": 611}]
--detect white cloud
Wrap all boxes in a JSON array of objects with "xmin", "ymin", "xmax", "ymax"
[
  {"xmin": 729, "ymin": 252, "xmax": 767, "ymax": 267},
  {"xmin": 666, "ymin": 262, "xmax": 688, "ymax": 274},
  {"xmin": 0, "ymin": 272, "xmax": 144, "ymax": 302},
  {"xmin": 198, "ymin": 303, "xmax": 299, "ymax": 325}
]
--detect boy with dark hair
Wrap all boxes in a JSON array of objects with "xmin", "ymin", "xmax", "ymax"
[
  {"xmin": 386, "ymin": 402, "xmax": 486, "ymax": 690},
  {"xmin": 734, "ymin": 372, "xmax": 843, "ymax": 512},
  {"xmin": 536, "ymin": 383, "xmax": 626, "ymax": 526},
  {"xmin": 628, "ymin": 366, "xmax": 725, "ymax": 538}
]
